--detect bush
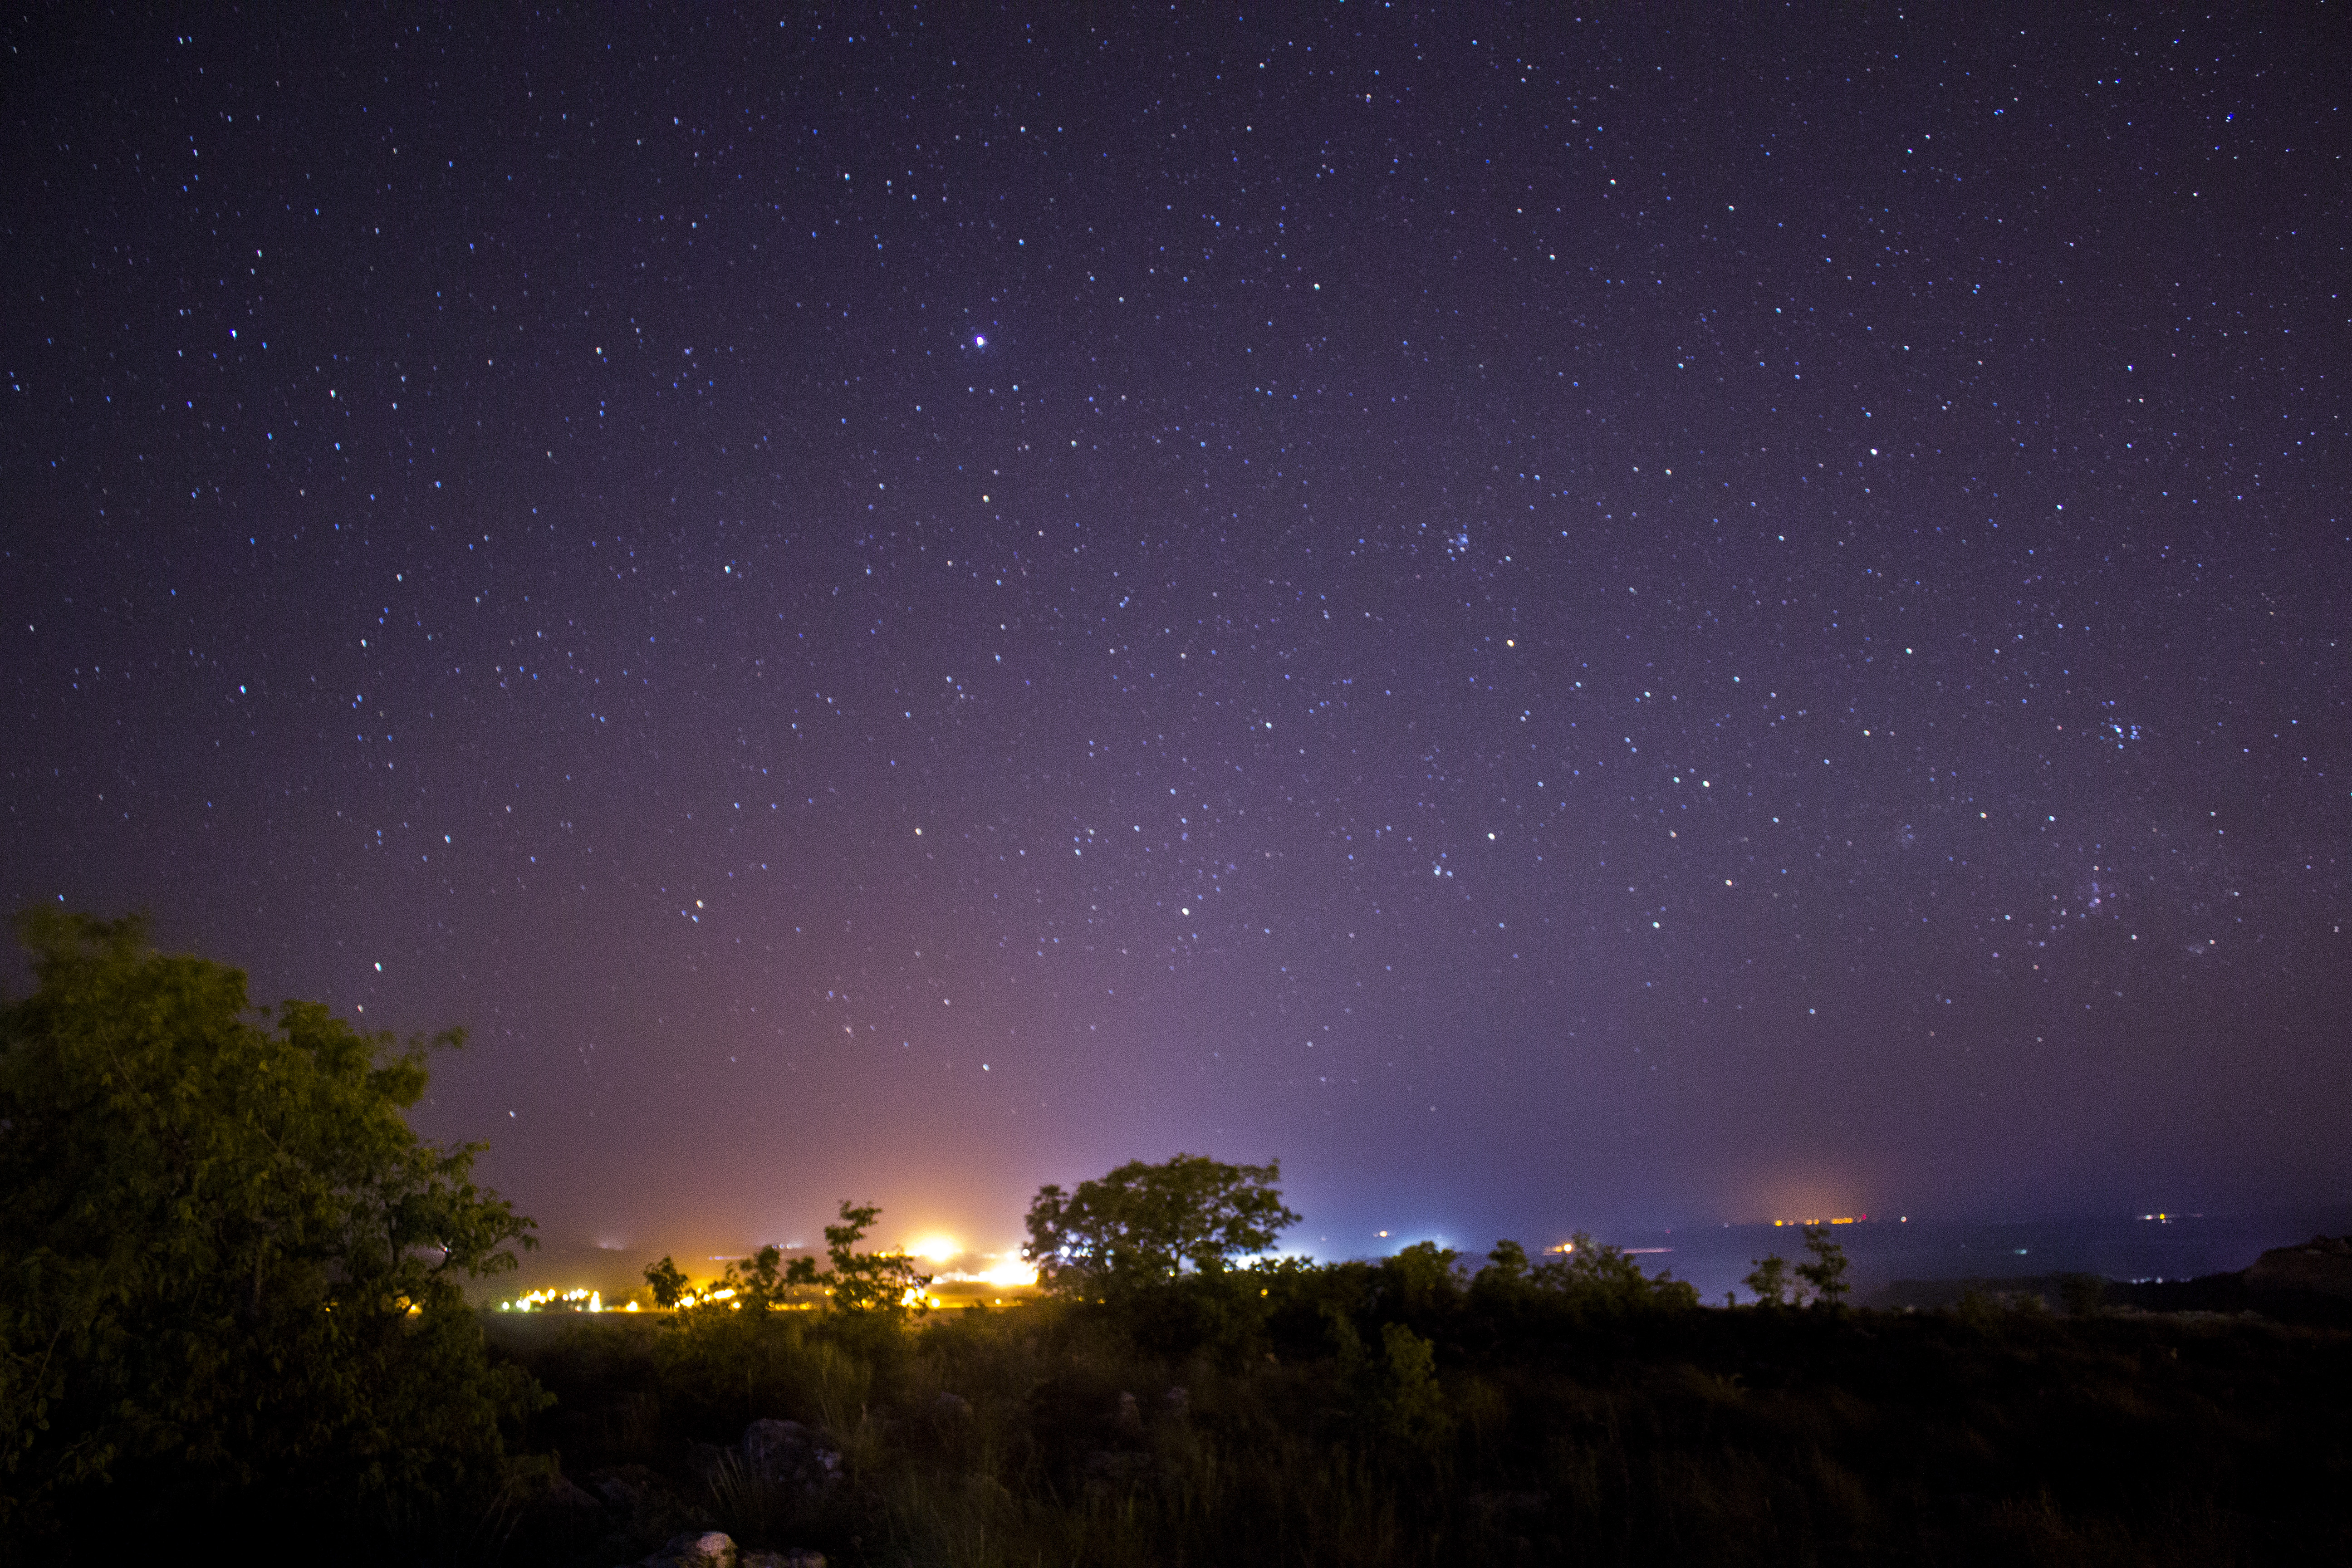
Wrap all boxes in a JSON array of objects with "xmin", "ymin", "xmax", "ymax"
[
  {"xmin": 0, "ymin": 911, "xmax": 540, "ymax": 1546},
  {"xmin": 477, "ymin": 1242, "xmax": 2352, "ymax": 1567}
]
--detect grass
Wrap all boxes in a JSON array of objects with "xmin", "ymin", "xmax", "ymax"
[{"xmin": 473, "ymin": 1264, "xmax": 2352, "ymax": 1568}]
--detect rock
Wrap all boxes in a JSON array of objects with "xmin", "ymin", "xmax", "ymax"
[
  {"xmin": 642, "ymin": 1532, "xmax": 737, "ymax": 1568},
  {"xmin": 501, "ymin": 1460, "xmax": 603, "ymax": 1517},
  {"xmin": 589, "ymin": 1463, "xmax": 699, "ymax": 1545},
  {"xmin": 744, "ymin": 1417, "xmax": 844, "ymax": 1490},
  {"xmin": 499, "ymin": 1464, "xmax": 607, "ymax": 1552},
  {"xmin": 2248, "ymin": 1235, "xmax": 2352, "ymax": 1302},
  {"xmin": 545, "ymin": 1475, "xmax": 604, "ymax": 1513},
  {"xmin": 593, "ymin": 1466, "xmax": 655, "ymax": 1512}
]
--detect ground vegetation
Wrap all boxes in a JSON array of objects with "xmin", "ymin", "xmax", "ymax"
[
  {"xmin": 0, "ymin": 911, "xmax": 541, "ymax": 1554},
  {"xmin": 486, "ymin": 1233, "xmax": 2352, "ymax": 1568}
]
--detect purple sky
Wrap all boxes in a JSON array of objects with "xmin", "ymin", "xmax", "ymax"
[{"xmin": 5, "ymin": 5, "xmax": 2346, "ymax": 1277}]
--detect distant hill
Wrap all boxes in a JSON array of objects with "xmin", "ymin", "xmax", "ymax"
[
  {"xmin": 2244, "ymin": 1233, "xmax": 2352, "ymax": 1322},
  {"xmin": 1869, "ymin": 1234, "xmax": 2352, "ymax": 1325}
]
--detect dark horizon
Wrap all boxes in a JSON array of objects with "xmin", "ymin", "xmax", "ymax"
[
  {"xmin": 490, "ymin": 1203, "xmax": 2352, "ymax": 1317},
  {"xmin": 5, "ymin": 6, "xmax": 2346, "ymax": 1273}
]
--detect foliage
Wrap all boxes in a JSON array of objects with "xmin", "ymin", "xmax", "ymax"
[
  {"xmin": 810, "ymin": 1201, "xmax": 933, "ymax": 1317},
  {"xmin": 1744, "ymin": 1252, "xmax": 1794, "ymax": 1307},
  {"xmin": 1529, "ymin": 1232, "xmax": 1703, "ymax": 1312},
  {"xmin": 481, "ymin": 1157, "xmax": 2352, "ymax": 1568},
  {"xmin": 633, "ymin": 1203, "xmax": 928, "ymax": 1452},
  {"xmin": 490, "ymin": 1269, "xmax": 2352, "ymax": 1568},
  {"xmin": 656, "ymin": 1201, "xmax": 933, "ymax": 1323},
  {"xmin": 1023, "ymin": 1153, "xmax": 1301, "ymax": 1298},
  {"xmin": 1380, "ymin": 1240, "xmax": 1463, "ymax": 1316},
  {"xmin": 0, "ymin": 910, "xmax": 539, "ymax": 1540},
  {"xmin": 1373, "ymin": 1320, "xmax": 1450, "ymax": 1450},
  {"xmin": 644, "ymin": 1253, "xmax": 691, "ymax": 1308},
  {"xmin": 1745, "ymin": 1229, "xmax": 1849, "ymax": 1310},
  {"xmin": 1456, "ymin": 1234, "xmax": 1705, "ymax": 1323},
  {"xmin": 2060, "ymin": 1271, "xmax": 2109, "ymax": 1316},
  {"xmin": 1480, "ymin": 1236, "xmax": 1531, "ymax": 1284},
  {"xmin": 731, "ymin": 1243, "xmax": 803, "ymax": 1312},
  {"xmin": 1794, "ymin": 1224, "xmax": 1851, "ymax": 1308}
]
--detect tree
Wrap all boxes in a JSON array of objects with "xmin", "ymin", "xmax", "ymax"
[
  {"xmin": 643, "ymin": 1254, "xmax": 691, "ymax": 1308},
  {"xmin": 1744, "ymin": 1253, "xmax": 1794, "ymax": 1307},
  {"xmin": 1456, "ymin": 1233, "xmax": 1703, "ymax": 1316},
  {"xmin": 1023, "ymin": 1153, "xmax": 1300, "ymax": 1298},
  {"xmin": 1527, "ymin": 1233, "xmax": 1701, "ymax": 1312},
  {"xmin": 652, "ymin": 1201, "xmax": 931, "ymax": 1318},
  {"xmin": 1475, "ymin": 1239, "xmax": 1531, "ymax": 1292},
  {"xmin": 1381, "ymin": 1241, "xmax": 1465, "ymax": 1316},
  {"xmin": 1375, "ymin": 1322, "xmax": 1451, "ymax": 1452},
  {"xmin": 806, "ymin": 1200, "xmax": 933, "ymax": 1316},
  {"xmin": 2059, "ymin": 1272, "xmax": 2108, "ymax": 1317},
  {"xmin": 1795, "ymin": 1225, "xmax": 1851, "ymax": 1308},
  {"xmin": 0, "ymin": 911, "xmax": 539, "ymax": 1538}
]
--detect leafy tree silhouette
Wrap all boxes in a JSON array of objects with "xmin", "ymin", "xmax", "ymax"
[
  {"xmin": 0, "ymin": 911, "xmax": 537, "ymax": 1538},
  {"xmin": 1744, "ymin": 1252, "xmax": 1796, "ymax": 1307},
  {"xmin": 1796, "ymin": 1225, "xmax": 1852, "ymax": 1309},
  {"xmin": 1024, "ymin": 1152, "xmax": 1299, "ymax": 1298}
]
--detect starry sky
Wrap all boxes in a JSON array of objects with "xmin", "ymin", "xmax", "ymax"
[{"xmin": 5, "ymin": 5, "xmax": 2347, "ymax": 1273}]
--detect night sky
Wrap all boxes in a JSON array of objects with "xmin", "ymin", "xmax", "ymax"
[{"xmin": 5, "ymin": 6, "xmax": 2347, "ymax": 1274}]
